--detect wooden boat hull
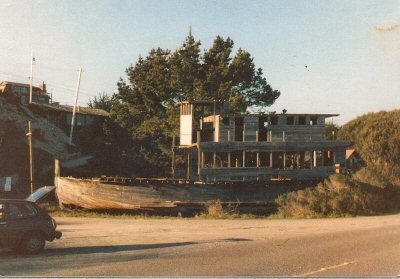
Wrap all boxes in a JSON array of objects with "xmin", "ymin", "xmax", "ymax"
[{"xmin": 55, "ymin": 176, "xmax": 311, "ymax": 210}]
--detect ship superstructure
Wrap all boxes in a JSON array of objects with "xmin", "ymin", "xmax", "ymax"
[{"xmin": 174, "ymin": 100, "xmax": 351, "ymax": 181}]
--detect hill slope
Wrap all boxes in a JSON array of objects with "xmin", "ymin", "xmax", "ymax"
[{"xmin": 338, "ymin": 109, "xmax": 400, "ymax": 186}]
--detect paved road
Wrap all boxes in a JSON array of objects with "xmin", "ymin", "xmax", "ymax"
[{"xmin": 1, "ymin": 215, "xmax": 400, "ymax": 276}]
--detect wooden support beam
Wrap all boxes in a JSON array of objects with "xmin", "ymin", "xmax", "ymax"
[
  {"xmin": 283, "ymin": 152, "xmax": 286, "ymax": 170},
  {"xmin": 213, "ymin": 152, "xmax": 216, "ymax": 168},
  {"xmin": 187, "ymin": 150, "xmax": 191, "ymax": 180},
  {"xmin": 313, "ymin": 150, "xmax": 317, "ymax": 168},
  {"xmin": 197, "ymin": 131, "xmax": 201, "ymax": 178},
  {"xmin": 270, "ymin": 152, "xmax": 273, "ymax": 168},
  {"xmin": 171, "ymin": 135, "xmax": 176, "ymax": 178}
]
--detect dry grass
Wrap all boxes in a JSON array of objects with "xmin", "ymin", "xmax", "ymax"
[{"xmin": 275, "ymin": 170, "xmax": 400, "ymax": 218}]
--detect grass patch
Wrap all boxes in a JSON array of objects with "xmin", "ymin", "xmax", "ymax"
[{"xmin": 39, "ymin": 201, "xmax": 266, "ymax": 219}]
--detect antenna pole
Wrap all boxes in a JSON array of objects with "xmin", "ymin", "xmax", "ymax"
[
  {"xmin": 69, "ymin": 67, "xmax": 83, "ymax": 145},
  {"xmin": 29, "ymin": 53, "xmax": 34, "ymax": 104},
  {"xmin": 27, "ymin": 121, "xmax": 34, "ymax": 193}
]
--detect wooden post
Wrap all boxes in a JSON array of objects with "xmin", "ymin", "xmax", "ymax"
[
  {"xmin": 54, "ymin": 159, "xmax": 60, "ymax": 189},
  {"xmin": 228, "ymin": 152, "xmax": 231, "ymax": 168},
  {"xmin": 187, "ymin": 150, "xmax": 191, "ymax": 180},
  {"xmin": 197, "ymin": 131, "xmax": 201, "ymax": 178},
  {"xmin": 283, "ymin": 152, "xmax": 286, "ymax": 170},
  {"xmin": 269, "ymin": 130, "xmax": 272, "ymax": 142},
  {"xmin": 213, "ymin": 152, "xmax": 216, "ymax": 168},
  {"xmin": 243, "ymin": 151, "xmax": 246, "ymax": 168},
  {"xmin": 54, "ymin": 159, "xmax": 60, "ymax": 178},
  {"xmin": 256, "ymin": 130, "xmax": 259, "ymax": 167},
  {"xmin": 270, "ymin": 152, "xmax": 273, "ymax": 168},
  {"xmin": 227, "ymin": 130, "xmax": 230, "ymax": 143},
  {"xmin": 313, "ymin": 150, "xmax": 317, "ymax": 168},
  {"xmin": 171, "ymin": 136, "xmax": 175, "ymax": 178}
]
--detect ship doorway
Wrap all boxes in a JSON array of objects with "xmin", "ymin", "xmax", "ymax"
[{"xmin": 235, "ymin": 117, "xmax": 244, "ymax": 141}]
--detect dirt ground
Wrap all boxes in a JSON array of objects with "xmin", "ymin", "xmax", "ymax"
[{"xmin": 1, "ymin": 214, "xmax": 400, "ymax": 276}]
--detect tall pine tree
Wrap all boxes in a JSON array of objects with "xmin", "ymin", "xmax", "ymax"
[{"xmin": 110, "ymin": 31, "xmax": 280, "ymax": 176}]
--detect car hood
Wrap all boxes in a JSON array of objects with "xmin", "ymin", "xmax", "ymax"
[{"xmin": 25, "ymin": 186, "xmax": 56, "ymax": 203}]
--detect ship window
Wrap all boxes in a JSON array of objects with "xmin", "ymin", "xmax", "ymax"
[
  {"xmin": 244, "ymin": 152, "xmax": 257, "ymax": 167},
  {"xmin": 270, "ymin": 116, "xmax": 278, "ymax": 125},
  {"xmin": 215, "ymin": 152, "xmax": 229, "ymax": 168},
  {"xmin": 286, "ymin": 116, "xmax": 294, "ymax": 125},
  {"xmin": 259, "ymin": 152, "xmax": 271, "ymax": 167},
  {"xmin": 203, "ymin": 152, "xmax": 214, "ymax": 168},
  {"xmin": 310, "ymin": 116, "xmax": 318, "ymax": 125},
  {"xmin": 315, "ymin": 150, "xmax": 323, "ymax": 166},
  {"xmin": 272, "ymin": 152, "xmax": 284, "ymax": 169},
  {"xmin": 231, "ymin": 151, "xmax": 243, "ymax": 168},
  {"xmin": 298, "ymin": 116, "xmax": 306, "ymax": 125},
  {"xmin": 304, "ymin": 151, "xmax": 312, "ymax": 169},
  {"xmin": 285, "ymin": 152, "xmax": 300, "ymax": 169},
  {"xmin": 323, "ymin": 150, "xmax": 334, "ymax": 166}
]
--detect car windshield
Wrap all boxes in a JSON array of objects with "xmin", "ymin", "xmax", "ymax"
[{"xmin": 25, "ymin": 186, "xmax": 55, "ymax": 202}]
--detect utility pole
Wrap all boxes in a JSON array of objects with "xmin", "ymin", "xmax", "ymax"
[
  {"xmin": 29, "ymin": 53, "xmax": 35, "ymax": 104},
  {"xmin": 27, "ymin": 121, "xmax": 34, "ymax": 193},
  {"xmin": 69, "ymin": 67, "xmax": 83, "ymax": 145}
]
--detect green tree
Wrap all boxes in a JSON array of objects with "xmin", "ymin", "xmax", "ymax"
[
  {"xmin": 88, "ymin": 92, "xmax": 118, "ymax": 113},
  {"xmin": 112, "ymin": 33, "xmax": 281, "ymax": 176}
]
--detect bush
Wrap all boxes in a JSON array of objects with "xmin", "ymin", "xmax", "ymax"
[
  {"xmin": 275, "ymin": 171, "xmax": 400, "ymax": 218},
  {"xmin": 204, "ymin": 200, "xmax": 228, "ymax": 218}
]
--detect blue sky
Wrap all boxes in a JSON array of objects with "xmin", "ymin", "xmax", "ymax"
[{"xmin": 0, "ymin": 0, "xmax": 399, "ymax": 124}]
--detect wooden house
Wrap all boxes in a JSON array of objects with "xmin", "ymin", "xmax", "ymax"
[
  {"xmin": 0, "ymin": 81, "xmax": 50, "ymax": 104},
  {"xmin": 174, "ymin": 100, "xmax": 352, "ymax": 181},
  {"xmin": 29, "ymin": 102, "xmax": 109, "ymax": 132}
]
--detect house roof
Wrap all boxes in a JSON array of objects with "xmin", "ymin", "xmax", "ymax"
[
  {"xmin": 31, "ymin": 102, "xmax": 109, "ymax": 117},
  {"xmin": 346, "ymin": 149, "xmax": 356, "ymax": 159}
]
